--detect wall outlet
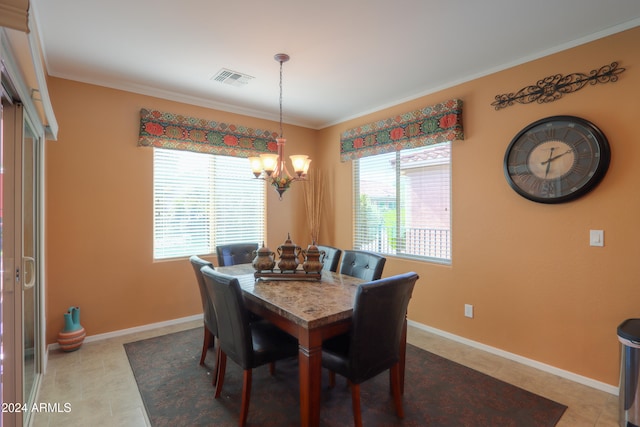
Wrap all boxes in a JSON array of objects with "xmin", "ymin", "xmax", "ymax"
[{"xmin": 464, "ymin": 304, "xmax": 474, "ymax": 318}]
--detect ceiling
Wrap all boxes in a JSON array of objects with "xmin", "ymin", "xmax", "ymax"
[{"xmin": 31, "ymin": 0, "xmax": 640, "ymax": 129}]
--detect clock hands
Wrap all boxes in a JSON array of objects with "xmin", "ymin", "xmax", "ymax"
[
  {"xmin": 540, "ymin": 147, "xmax": 573, "ymax": 179},
  {"xmin": 544, "ymin": 147, "xmax": 555, "ymax": 178},
  {"xmin": 540, "ymin": 148, "xmax": 573, "ymax": 166}
]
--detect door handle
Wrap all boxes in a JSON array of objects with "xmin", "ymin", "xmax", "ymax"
[{"xmin": 23, "ymin": 256, "xmax": 36, "ymax": 290}]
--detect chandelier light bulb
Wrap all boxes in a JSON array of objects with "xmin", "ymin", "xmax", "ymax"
[
  {"xmin": 259, "ymin": 153, "xmax": 278, "ymax": 175},
  {"xmin": 302, "ymin": 158, "xmax": 312, "ymax": 175},
  {"xmin": 248, "ymin": 156, "xmax": 263, "ymax": 177},
  {"xmin": 289, "ymin": 155, "xmax": 309, "ymax": 175}
]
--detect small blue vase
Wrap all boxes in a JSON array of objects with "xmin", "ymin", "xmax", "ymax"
[
  {"xmin": 63, "ymin": 306, "xmax": 82, "ymax": 332},
  {"xmin": 58, "ymin": 306, "xmax": 85, "ymax": 352}
]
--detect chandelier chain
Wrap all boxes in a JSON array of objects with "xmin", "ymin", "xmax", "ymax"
[{"xmin": 279, "ymin": 59, "xmax": 284, "ymax": 138}]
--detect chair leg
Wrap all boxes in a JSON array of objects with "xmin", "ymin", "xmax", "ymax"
[
  {"xmin": 349, "ymin": 381, "xmax": 363, "ymax": 427},
  {"xmin": 328, "ymin": 370, "xmax": 336, "ymax": 388},
  {"xmin": 200, "ymin": 328, "xmax": 213, "ymax": 366},
  {"xmin": 239, "ymin": 369, "xmax": 252, "ymax": 427},
  {"xmin": 211, "ymin": 345, "xmax": 221, "ymax": 387},
  {"xmin": 390, "ymin": 363, "xmax": 404, "ymax": 419},
  {"xmin": 269, "ymin": 362, "xmax": 275, "ymax": 375},
  {"xmin": 214, "ymin": 351, "xmax": 227, "ymax": 398},
  {"xmin": 389, "ymin": 324, "xmax": 407, "ymax": 396}
]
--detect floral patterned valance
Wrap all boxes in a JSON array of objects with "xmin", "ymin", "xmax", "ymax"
[
  {"xmin": 137, "ymin": 108, "xmax": 278, "ymax": 157},
  {"xmin": 340, "ymin": 98, "xmax": 464, "ymax": 161}
]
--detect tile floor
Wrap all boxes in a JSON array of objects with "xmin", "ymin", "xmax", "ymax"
[{"xmin": 31, "ymin": 319, "xmax": 620, "ymax": 427}]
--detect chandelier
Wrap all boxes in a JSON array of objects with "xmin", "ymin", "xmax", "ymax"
[{"xmin": 248, "ymin": 53, "xmax": 311, "ymax": 199}]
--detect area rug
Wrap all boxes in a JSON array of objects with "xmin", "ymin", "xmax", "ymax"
[{"xmin": 124, "ymin": 328, "xmax": 566, "ymax": 426}]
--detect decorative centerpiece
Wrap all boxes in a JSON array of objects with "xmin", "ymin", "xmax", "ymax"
[
  {"xmin": 302, "ymin": 241, "xmax": 325, "ymax": 274},
  {"xmin": 277, "ymin": 233, "xmax": 302, "ymax": 272},
  {"xmin": 252, "ymin": 242, "xmax": 276, "ymax": 272},
  {"xmin": 253, "ymin": 233, "xmax": 322, "ymax": 281}
]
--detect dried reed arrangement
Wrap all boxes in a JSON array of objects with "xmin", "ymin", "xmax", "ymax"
[{"xmin": 303, "ymin": 168, "xmax": 324, "ymax": 244}]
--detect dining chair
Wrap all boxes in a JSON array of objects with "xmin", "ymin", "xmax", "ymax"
[
  {"xmin": 339, "ymin": 250, "xmax": 386, "ymax": 281},
  {"xmin": 216, "ymin": 243, "xmax": 259, "ymax": 266},
  {"xmin": 322, "ymin": 272, "xmax": 419, "ymax": 427},
  {"xmin": 200, "ymin": 266, "xmax": 299, "ymax": 427},
  {"xmin": 316, "ymin": 245, "xmax": 342, "ymax": 272},
  {"xmin": 189, "ymin": 256, "xmax": 218, "ymax": 377}
]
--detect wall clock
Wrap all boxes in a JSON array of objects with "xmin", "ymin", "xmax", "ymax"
[{"xmin": 503, "ymin": 115, "xmax": 610, "ymax": 204}]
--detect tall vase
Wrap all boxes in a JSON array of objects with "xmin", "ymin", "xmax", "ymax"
[{"xmin": 57, "ymin": 306, "xmax": 86, "ymax": 352}]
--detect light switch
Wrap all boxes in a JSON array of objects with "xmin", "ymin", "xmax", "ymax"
[{"xmin": 590, "ymin": 230, "xmax": 604, "ymax": 247}]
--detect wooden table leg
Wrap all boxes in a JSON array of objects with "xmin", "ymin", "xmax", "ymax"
[{"xmin": 299, "ymin": 332, "xmax": 323, "ymax": 427}]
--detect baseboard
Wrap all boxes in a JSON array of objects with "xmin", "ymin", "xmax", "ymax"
[
  {"xmin": 45, "ymin": 314, "xmax": 618, "ymax": 396},
  {"xmin": 408, "ymin": 319, "xmax": 619, "ymax": 396},
  {"xmin": 46, "ymin": 314, "xmax": 202, "ymax": 352}
]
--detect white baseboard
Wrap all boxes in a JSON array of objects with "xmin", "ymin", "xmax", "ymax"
[
  {"xmin": 408, "ymin": 319, "xmax": 619, "ymax": 396},
  {"xmin": 44, "ymin": 314, "xmax": 619, "ymax": 396},
  {"xmin": 46, "ymin": 314, "xmax": 202, "ymax": 352}
]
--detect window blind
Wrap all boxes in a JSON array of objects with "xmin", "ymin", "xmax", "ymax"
[
  {"xmin": 153, "ymin": 148, "xmax": 265, "ymax": 259},
  {"xmin": 354, "ymin": 142, "xmax": 451, "ymax": 262}
]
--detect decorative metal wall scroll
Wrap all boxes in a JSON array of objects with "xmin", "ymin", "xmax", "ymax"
[{"xmin": 491, "ymin": 62, "xmax": 625, "ymax": 110}]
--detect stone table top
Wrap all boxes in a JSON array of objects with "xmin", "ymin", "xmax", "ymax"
[{"xmin": 216, "ymin": 264, "xmax": 365, "ymax": 329}]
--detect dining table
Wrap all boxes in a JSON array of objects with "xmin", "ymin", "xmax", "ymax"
[{"xmin": 216, "ymin": 264, "xmax": 408, "ymax": 427}]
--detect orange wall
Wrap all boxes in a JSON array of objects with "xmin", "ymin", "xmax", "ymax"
[
  {"xmin": 319, "ymin": 27, "xmax": 640, "ymax": 386},
  {"xmin": 46, "ymin": 27, "xmax": 639, "ymax": 387},
  {"xmin": 44, "ymin": 83, "xmax": 318, "ymax": 344}
]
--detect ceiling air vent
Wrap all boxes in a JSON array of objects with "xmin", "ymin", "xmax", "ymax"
[{"xmin": 211, "ymin": 68, "xmax": 254, "ymax": 87}]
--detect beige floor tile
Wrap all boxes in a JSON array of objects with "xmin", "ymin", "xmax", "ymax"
[
  {"xmin": 108, "ymin": 407, "xmax": 148, "ymax": 427},
  {"xmin": 32, "ymin": 321, "xmax": 619, "ymax": 427},
  {"xmin": 45, "ymin": 395, "xmax": 111, "ymax": 427},
  {"xmin": 29, "ymin": 412, "xmax": 50, "ymax": 427}
]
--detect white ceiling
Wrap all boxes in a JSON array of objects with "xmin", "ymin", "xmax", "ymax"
[{"xmin": 31, "ymin": 0, "xmax": 640, "ymax": 129}]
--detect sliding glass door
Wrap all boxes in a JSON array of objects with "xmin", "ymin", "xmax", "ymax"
[
  {"xmin": 1, "ymin": 76, "xmax": 43, "ymax": 427},
  {"xmin": 22, "ymin": 119, "xmax": 39, "ymax": 414}
]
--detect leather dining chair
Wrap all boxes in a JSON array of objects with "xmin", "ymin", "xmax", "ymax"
[
  {"xmin": 216, "ymin": 243, "xmax": 259, "ymax": 266},
  {"xmin": 200, "ymin": 266, "xmax": 299, "ymax": 427},
  {"xmin": 189, "ymin": 256, "xmax": 218, "ymax": 376},
  {"xmin": 322, "ymin": 272, "xmax": 419, "ymax": 427},
  {"xmin": 339, "ymin": 250, "xmax": 386, "ymax": 281},
  {"xmin": 316, "ymin": 245, "xmax": 342, "ymax": 272}
]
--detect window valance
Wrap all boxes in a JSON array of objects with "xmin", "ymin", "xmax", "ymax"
[
  {"xmin": 137, "ymin": 108, "xmax": 278, "ymax": 157},
  {"xmin": 340, "ymin": 98, "xmax": 464, "ymax": 162},
  {"xmin": 0, "ymin": 0, "xmax": 29, "ymax": 32}
]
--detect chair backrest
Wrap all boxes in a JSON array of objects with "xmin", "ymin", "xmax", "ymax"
[
  {"xmin": 201, "ymin": 266, "xmax": 254, "ymax": 369},
  {"xmin": 348, "ymin": 272, "xmax": 418, "ymax": 384},
  {"xmin": 216, "ymin": 243, "xmax": 259, "ymax": 266},
  {"xmin": 317, "ymin": 245, "xmax": 342, "ymax": 272},
  {"xmin": 189, "ymin": 255, "xmax": 217, "ymax": 335},
  {"xmin": 340, "ymin": 250, "xmax": 386, "ymax": 281}
]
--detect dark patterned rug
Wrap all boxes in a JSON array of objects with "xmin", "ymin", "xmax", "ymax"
[{"xmin": 124, "ymin": 328, "xmax": 566, "ymax": 426}]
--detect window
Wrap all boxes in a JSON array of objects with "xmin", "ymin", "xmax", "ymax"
[
  {"xmin": 153, "ymin": 148, "xmax": 265, "ymax": 260},
  {"xmin": 353, "ymin": 142, "xmax": 451, "ymax": 263}
]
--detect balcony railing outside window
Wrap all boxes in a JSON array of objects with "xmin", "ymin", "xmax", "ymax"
[
  {"xmin": 358, "ymin": 226, "xmax": 451, "ymax": 261},
  {"xmin": 354, "ymin": 142, "xmax": 452, "ymax": 263}
]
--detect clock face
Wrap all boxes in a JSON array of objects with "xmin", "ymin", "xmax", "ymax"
[{"xmin": 504, "ymin": 116, "xmax": 610, "ymax": 204}]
